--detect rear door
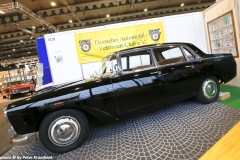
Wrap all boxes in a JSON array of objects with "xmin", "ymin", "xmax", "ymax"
[{"xmin": 153, "ymin": 45, "xmax": 201, "ymax": 94}]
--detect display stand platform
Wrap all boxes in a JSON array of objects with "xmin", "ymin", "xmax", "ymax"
[{"xmin": 3, "ymin": 101, "xmax": 240, "ymax": 160}]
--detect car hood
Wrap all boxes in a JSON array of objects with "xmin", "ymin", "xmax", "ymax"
[
  {"xmin": 3, "ymin": 84, "xmax": 34, "ymax": 90},
  {"xmin": 5, "ymin": 78, "xmax": 98, "ymax": 111}
]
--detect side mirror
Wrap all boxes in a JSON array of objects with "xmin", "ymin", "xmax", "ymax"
[
  {"xmin": 197, "ymin": 57, "xmax": 202, "ymax": 62},
  {"xmin": 117, "ymin": 69, "xmax": 122, "ymax": 75}
]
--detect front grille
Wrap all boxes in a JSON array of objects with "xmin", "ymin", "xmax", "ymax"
[{"xmin": 19, "ymin": 88, "xmax": 30, "ymax": 93}]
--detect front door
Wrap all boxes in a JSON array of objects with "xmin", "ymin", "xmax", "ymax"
[{"xmin": 110, "ymin": 48, "xmax": 163, "ymax": 114}]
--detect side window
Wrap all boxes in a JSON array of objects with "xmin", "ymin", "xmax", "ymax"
[
  {"xmin": 162, "ymin": 47, "xmax": 184, "ymax": 59},
  {"xmin": 129, "ymin": 55, "xmax": 141, "ymax": 69},
  {"xmin": 141, "ymin": 55, "xmax": 151, "ymax": 65},
  {"xmin": 121, "ymin": 49, "xmax": 154, "ymax": 72},
  {"xmin": 158, "ymin": 47, "xmax": 185, "ymax": 65},
  {"xmin": 182, "ymin": 47, "xmax": 196, "ymax": 61}
]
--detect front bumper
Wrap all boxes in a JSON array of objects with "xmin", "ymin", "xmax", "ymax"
[{"xmin": 8, "ymin": 126, "xmax": 37, "ymax": 145}]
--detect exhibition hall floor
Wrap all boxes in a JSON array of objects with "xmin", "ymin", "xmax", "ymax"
[
  {"xmin": 1, "ymin": 99, "xmax": 240, "ymax": 160},
  {"xmin": 0, "ymin": 94, "xmax": 31, "ymax": 155}
]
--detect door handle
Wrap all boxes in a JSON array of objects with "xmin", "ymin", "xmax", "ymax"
[
  {"xmin": 185, "ymin": 65, "xmax": 193, "ymax": 68},
  {"xmin": 150, "ymin": 71, "xmax": 161, "ymax": 75}
]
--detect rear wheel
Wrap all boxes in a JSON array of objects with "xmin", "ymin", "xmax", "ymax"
[
  {"xmin": 39, "ymin": 109, "xmax": 89, "ymax": 153},
  {"xmin": 196, "ymin": 76, "xmax": 219, "ymax": 104}
]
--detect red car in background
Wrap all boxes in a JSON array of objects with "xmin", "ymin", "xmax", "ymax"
[{"xmin": 1, "ymin": 81, "xmax": 35, "ymax": 99}]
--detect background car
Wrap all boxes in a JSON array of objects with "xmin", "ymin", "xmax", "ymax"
[
  {"xmin": 1, "ymin": 81, "xmax": 35, "ymax": 99},
  {"xmin": 4, "ymin": 43, "xmax": 237, "ymax": 153}
]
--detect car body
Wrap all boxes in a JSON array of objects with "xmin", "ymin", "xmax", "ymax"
[
  {"xmin": 1, "ymin": 81, "xmax": 35, "ymax": 99},
  {"xmin": 3, "ymin": 43, "xmax": 237, "ymax": 153}
]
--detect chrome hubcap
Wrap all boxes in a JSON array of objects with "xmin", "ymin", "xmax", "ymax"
[
  {"xmin": 48, "ymin": 116, "xmax": 80, "ymax": 146},
  {"xmin": 202, "ymin": 79, "xmax": 217, "ymax": 99}
]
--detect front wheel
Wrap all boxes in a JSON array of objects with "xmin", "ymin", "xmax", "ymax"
[
  {"xmin": 39, "ymin": 109, "xmax": 89, "ymax": 153},
  {"xmin": 196, "ymin": 76, "xmax": 219, "ymax": 104}
]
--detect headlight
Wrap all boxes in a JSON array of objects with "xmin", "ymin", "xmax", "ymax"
[
  {"xmin": 3, "ymin": 107, "xmax": 9, "ymax": 122},
  {"xmin": 11, "ymin": 89, "xmax": 19, "ymax": 93}
]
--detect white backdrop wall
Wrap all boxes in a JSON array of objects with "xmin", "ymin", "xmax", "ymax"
[{"xmin": 44, "ymin": 12, "xmax": 208, "ymax": 84}]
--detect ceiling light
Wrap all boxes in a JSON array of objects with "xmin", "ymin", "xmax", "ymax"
[
  {"xmin": 32, "ymin": 26, "xmax": 35, "ymax": 29},
  {"xmin": 8, "ymin": 55, "xmax": 10, "ymax": 57},
  {"xmin": 144, "ymin": 8, "xmax": 148, "ymax": 12},
  {"xmin": 69, "ymin": 20, "xmax": 73, "ymax": 23},
  {"xmin": 0, "ymin": 10, "xmax": 5, "ymax": 14},
  {"xmin": 106, "ymin": 14, "xmax": 110, "ymax": 18},
  {"xmin": 28, "ymin": 52, "xmax": 31, "ymax": 54},
  {"xmin": 12, "ymin": 49, "xmax": 16, "ymax": 51},
  {"xmin": 181, "ymin": 3, "xmax": 184, "ymax": 6},
  {"xmin": 20, "ymin": 40, "xmax": 23, "ymax": 43},
  {"xmin": 51, "ymin": 2, "xmax": 56, "ymax": 6}
]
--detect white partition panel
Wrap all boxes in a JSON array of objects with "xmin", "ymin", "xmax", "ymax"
[
  {"xmin": 191, "ymin": 13, "xmax": 208, "ymax": 53},
  {"xmin": 44, "ymin": 31, "xmax": 83, "ymax": 85},
  {"xmin": 164, "ymin": 15, "xmax": 197, "ymax": 44},
  {"xmin": 43, "ymin": 12, "xmax": 208, "ymax": 84}
]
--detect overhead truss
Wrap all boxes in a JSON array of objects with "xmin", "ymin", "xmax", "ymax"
[
  {"xmin": 59, "ymin": 0, "xmax": 85, "ymax": 27},
  {"xmin": 0, "ymin": 2, "xmax": 59, "ymax": 32}
]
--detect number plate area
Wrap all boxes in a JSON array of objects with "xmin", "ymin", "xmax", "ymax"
[{"xmin": 20, "ymin": 88, "xmax": 30, "ymax": 93}]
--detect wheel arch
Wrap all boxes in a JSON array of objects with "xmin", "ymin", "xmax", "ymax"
[{"xmin": 35, "ymin": 106, "xmax": 95, "ymax": 132}]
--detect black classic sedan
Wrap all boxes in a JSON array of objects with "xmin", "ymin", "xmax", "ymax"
[{"xmin": 4, "ymin": 43, "xmax": 236, "ymax": 153}]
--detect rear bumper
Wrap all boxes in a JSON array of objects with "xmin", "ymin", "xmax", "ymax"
[{"xmin": 8, "ymin": 126, "xmax": 37, "ymax": 145}]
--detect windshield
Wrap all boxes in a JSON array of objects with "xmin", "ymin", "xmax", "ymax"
[
  {"xmin": 5, "ymin": 81, "xmax": 26, "ymax": 87},
  {"xmin": 92, "ymin": 53, "xmax": 117, "ymax": 78}
]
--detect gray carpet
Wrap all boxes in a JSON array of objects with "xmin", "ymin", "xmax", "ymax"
[{"xmin": 3, "ymin": 101, "xmax": 240, "ymax": 160}]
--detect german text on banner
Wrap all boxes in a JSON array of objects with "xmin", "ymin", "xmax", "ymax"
[{"xmin": 74, "ymin": 21, "xmax": 166, "ymax": 64}]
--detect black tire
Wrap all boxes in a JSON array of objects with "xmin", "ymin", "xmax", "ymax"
[
  {"xmin": 39, "ymin": 109, "xmax": 89, "ymax": 153},
  {"xmin": 196, "ymin": 76, "xmax": 219, "ymax": 104}
]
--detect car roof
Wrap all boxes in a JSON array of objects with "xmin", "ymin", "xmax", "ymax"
[{"xmin": 115, "ymin": 42, "xmax": 205, "ymax": 56}]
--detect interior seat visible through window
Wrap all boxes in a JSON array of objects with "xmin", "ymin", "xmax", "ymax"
[{"xmin": 153, "ymin": 46, "xmax": 194, "ymax": 66}]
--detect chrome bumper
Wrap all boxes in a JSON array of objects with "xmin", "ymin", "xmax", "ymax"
[{"xmin": 8, "ymin": 126, "xmax": 37, "ymax": 145}]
